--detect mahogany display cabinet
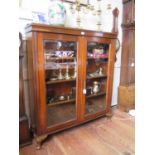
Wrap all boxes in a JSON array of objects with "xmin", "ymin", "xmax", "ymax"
[{"xmin": 25, "ymin": 23, "xmax": 117, "ymax": 149}]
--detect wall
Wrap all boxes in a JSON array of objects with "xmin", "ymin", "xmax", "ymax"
[{"xmin": 19, "ymin": 0, "xmax": 122, "ymax": 116}]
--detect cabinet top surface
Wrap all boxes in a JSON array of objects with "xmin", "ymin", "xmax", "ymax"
[{"xmin": 25, "ymin": 23, "xmax": 117, "ymax": 39}]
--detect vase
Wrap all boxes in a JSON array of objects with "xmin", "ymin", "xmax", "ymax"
[{"xmin": 48, "ymin": 0, "xmax": 66, "ymax": 26}]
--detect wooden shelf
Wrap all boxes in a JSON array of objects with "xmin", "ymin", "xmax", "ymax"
[
  {"xmin": 86, "ymin": 92, "xmax": 106, "ymax": 99},
  {"xmin": 45, "ymin": 57, "xmax": 76, "ymax": 61},
  {"xmin": 45, "ymin": 67, "xmax": 75, "ymax": 70},
  {"xmin": 47, "ymin": 92, "xmax": 106, "ymax": 107},
  {"xmin": 46, "ymin": 78, "xmax": 76, "ymax": 84},
  {"xmin": 47, "ymin": 98, "xmax": 75, "ymax": 107},
  {"xmin": 87, "ymin": 75, "xmax": 107, "ymax": 80},
  {"xmin": 46, "ymin": 75, "xmax": 107, "ymax": 84},
  {"xmin": 87, "ymin": 56, "xmax": 108, "ymax": 60}
]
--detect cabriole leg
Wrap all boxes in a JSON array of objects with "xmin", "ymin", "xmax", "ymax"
[{"xmin": 35, "ymin": 134, "xmax": 48, "ymax": 149}]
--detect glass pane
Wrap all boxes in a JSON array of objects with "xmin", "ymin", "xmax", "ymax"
[
  {"xmin": 44, "ymin": 40, "xmax": 77, "ymax": 127},
  {"xmin": 85, "ymin": 42, "xmax": 109, "ymax": 115}
]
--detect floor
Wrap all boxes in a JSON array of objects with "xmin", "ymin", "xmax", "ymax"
[{"xmin": 20, "ymin": 108, "xmax": 135, "ymax": 155}]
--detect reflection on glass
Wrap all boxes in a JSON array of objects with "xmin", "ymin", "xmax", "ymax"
[
  {"xmin": 44, "ymin": 40, "xmax": 77, "ymax": 127},
  {"xmin": 85, "ymin": 42, "xmax": 109, "ymax": 115}
]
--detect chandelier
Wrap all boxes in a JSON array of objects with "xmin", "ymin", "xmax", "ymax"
[{"xmin": 67, "ymin": 0, "xmax": 112, "ymax": 30}]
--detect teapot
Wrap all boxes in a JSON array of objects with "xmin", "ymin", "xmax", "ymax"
[{"xmin": 92, "ymin": 81, "xmax": 101, "ymax": 94}]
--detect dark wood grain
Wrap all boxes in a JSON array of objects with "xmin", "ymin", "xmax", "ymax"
[
  {"xmin": 119, "ymin": 0, "xmax": 135, "ymax": 111},
  {"xmin": 120, "ymin": 28, "xmax": 135, "ymax": 85},
  {"xmin": 25, "ymin": 22, "xmax": 117, "ymax": 147}
]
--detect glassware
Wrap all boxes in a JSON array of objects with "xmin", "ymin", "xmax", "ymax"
[
  {"xmin": 98, "ymin": 67, "xmax": 103, "ymax": 76},
  {"xmin": 64, "ymin": 65, "xmax": 71, "ymax": 80},
  {"xmin": 58, "ymin": 68, "xmax": 63, "ymax": 80},
  {"xmin": 92, "ymin": 81, "xmax": 101, "ymax": 94},
  {"xmin": 72, "ymin": 65, "xmax": 77, "ymax": 79}
]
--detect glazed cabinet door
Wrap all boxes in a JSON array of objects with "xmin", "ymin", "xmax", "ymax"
[
  {"xmin": 37, "ymin": 33, "xmax": 80, "ymax": 132},
  {"xmin": 82, "ymin": 37, "xmax": 114, "ymax": 119}
]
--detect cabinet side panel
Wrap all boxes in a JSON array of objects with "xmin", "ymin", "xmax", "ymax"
[
  {"xmin": 26, "ymin": 32, "xmax": 38, "ymax": 132},
  {"xmin": 19, "ymin": 58, "xmax": 25, "ymax": 116},
  {"xmin": 36, "ymin": 33, "xmax": 46, "ymax": 134},
  {"xmin": 106, "ymin": 39, "xmax": 116, "ymax": 112}
]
